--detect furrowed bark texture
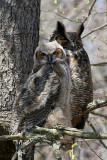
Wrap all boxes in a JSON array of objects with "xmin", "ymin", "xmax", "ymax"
[{"xmin": 0, "ymin": 0, "xmax": 40, "ymax": 159}]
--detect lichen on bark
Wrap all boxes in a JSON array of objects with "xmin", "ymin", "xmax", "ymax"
[{"xmin": 0, "ymin": 0, "xmax": 40, "ymax": 159}]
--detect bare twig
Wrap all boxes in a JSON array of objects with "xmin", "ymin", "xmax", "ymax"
[
  {"xmin": 83, "ymin": 0, "xmax": 97, "ymax": 23},
  {"xmin": 11, "ymin": 137, "xmax": 50, "ymax": 160},
  {"xmin": 18, "ymin": 150, "xmax": 22, "ymax": 160},
  {"xmin": 83, "ymin": 139, "xmax": 103, "ymax": 160},
  {"xmin": 11, "ymin": 151, "xmax": 18, "ymax": 160},
  {"xmin": 91, "ymin": 112, "xmax": 107, "ymax": 119},
  {"xmin": 41, "ymin": 10, "xmax": 78, "ymax": 23},
  {"xmin": 93, "ymin": 11, "xmax": 107, "ymax": 15},
  {"xmin": 52, "ymin": 140, "xmax": 62, "ymax": 160},
  {"xmin": 82, "ymin": 23, "xmax": 107, "ymax": 38},
  {"xmin": 84, "ymin": 100, "xmax": 107, "ymax": 114},
  {"xmin": 91, "ymin": 62, "xmax": 107, "ymax": 66},
  {"xmin": 35, "ymin": 149, "xmax": 46, "ymax": 160},
  {"xmin": 98, "ymin": 38, "xmax": 107, "ymax": 45},
  {"xmin": 87, "ymin": 120, "xmax": 107, "ymax": 149}
]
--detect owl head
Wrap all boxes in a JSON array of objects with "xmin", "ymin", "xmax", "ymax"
[
  {"xmin": 33, "ymin": 41, "xmax": 66, "ymax": 67},
  {"xmin": 33, "ymin": 41, "xmax": 69, "ymax": 77},
  {"xmin": 50, "ymin": 21, "xmax": 84, "ymax": 51}
]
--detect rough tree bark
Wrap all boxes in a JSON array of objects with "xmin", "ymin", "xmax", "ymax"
[{"xmin": 0, "ymin": 0, "xmax": 40, "ymax": 159}]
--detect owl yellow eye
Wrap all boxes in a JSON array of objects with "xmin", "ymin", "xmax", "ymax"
[
  {"xmin": 36, "ymin": 51, "xmax": 45, "ymax": 60},
  {"xmin": 53, "ymin": 48, "xmax": 64, "ymax": 59}
]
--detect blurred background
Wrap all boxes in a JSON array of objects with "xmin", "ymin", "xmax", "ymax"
[{"xmin": 35, "ymin": 0, "xmax": 107, "ymax": 159}]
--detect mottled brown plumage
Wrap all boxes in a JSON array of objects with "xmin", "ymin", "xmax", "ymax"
[
  {"xmin": 50, "ymin": 21, "xmax": 93, "ymax": 129},
  {"xmin": 11, "ymin": 41, "xmax": 71, "ymax": 133}
]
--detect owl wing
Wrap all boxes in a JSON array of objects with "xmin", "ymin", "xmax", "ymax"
[
  {"xmin": 12, "ymin": 65, "xmax": 60, "ymax": 132},
  {"xmin": 68, "ymin": 48, "xmax": 93, "ymax": 129}
]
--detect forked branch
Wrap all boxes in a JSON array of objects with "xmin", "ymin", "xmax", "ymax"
[
  {"xmin": 82, "ymin": 23, "xmax": 107, "ymax": 38},
  {"xmin": 83, "ymin": 0, "xmax": 97, "ymax": 23}
]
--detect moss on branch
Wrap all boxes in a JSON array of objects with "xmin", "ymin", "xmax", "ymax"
[
  {"xmin": 0, "ymin": 126, "xmax": 107, "ymax": 142},
  {"xmin": 84, "ymin": 100, "xmax": 107, "ymax": 114}
]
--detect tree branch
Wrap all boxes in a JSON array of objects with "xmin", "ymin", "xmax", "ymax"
[
  {"xmin": 83, "ymin": 0, "xmax": 97, "ymax": 23},
  {"xmin": 35, "ymin": 149, "xmax": 46, "ymax": 160},
  {"xmin": 17, "ymin": 150, "xmax": 22, "ymax": 160},
  {"xmin": 41, "ymin": 10, "xmax": 78, "ymax": 23},
  {"xmin": 0, "ymin": 100, "xmax": 107, "ymax": 143},
  {"xmin": 0, "ymin": 99, "xmax": 107, "ymax": 160},
  {"xmin": 91, "ymin": 111, "xmax": 107, "ymax": 119},
  {"xmin": 84, "ymin": 100, "xmax": 107, "ymax": 114},
  {"xmin": 0, "ymin": 100, "xmax": 106, "ymax": 135},
  {"xmin": 1, "ymin": 126, "xmax": 107, "ymax": 141},
  {"xmin": 11, "ymin": 136, "xmax": 51, "ymax": 160},
  {"xmin": 83, "ymin": 139, "xmax": 103, "ymax": 160},
  {"xmin": 91, "ymin": 62, "xmax": 107, "ymax": 66},
  {"xmin": 87, "ymin": 120, "xmax": 107, "ymax": 149},
  {"xmin": 82, "ymin": 23, "xmax": 107, "ymax": 38},
  {"xmin": 93, "ymin": 11, "xmax": 107, "ymax": 15},
  {"xmin": 52, "ymin": 140, "xmax": 62, "ymax": 160}
]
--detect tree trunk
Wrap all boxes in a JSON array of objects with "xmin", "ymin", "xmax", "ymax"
[{"xmin": 0, "ymin": 0, "xmax": 40, "ymax": 159}]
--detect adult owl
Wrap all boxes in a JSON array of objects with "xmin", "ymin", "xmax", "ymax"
[
  {"xmin": 11, "ymin": 41, "xmax": 72, "ymax": 133},
  {"xmin": 50, "ymin": 21, "xmax": 93, "ymax": 129}
]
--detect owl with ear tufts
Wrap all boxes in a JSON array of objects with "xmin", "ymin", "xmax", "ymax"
[
  {"xmin": 50, "ymin": 21, "xmax": 93, "ymax": 129},
  {"xmin": 11, "ymin": 41, "xmax": 72, "ymax": 133}
]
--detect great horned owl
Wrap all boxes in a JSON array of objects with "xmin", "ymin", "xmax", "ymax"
[
  {"xmin": 11, "ymin": 41, "xmax": 71, "ymax": 133},
  {"xmin": 50, "ymin": 22, "xmax": 93, "ymax": 129}
]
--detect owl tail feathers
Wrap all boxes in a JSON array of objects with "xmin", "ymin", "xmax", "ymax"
[
  {"xmin": 72, "ymin": 115, "xmax": 89, "ymax": 130},
  {"xmin": 76, "ymin": 119, "xmax": 85, "ymax": 129}
]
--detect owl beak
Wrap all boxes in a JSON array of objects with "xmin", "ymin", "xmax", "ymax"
[{"xmin": 47, "ymin": 55, "xmax": 53, "ymax": 63}]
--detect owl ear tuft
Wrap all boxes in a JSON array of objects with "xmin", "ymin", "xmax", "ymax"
[
  {"xmin": 50, "ymin": 21, "xmax": 66, "ymax": 42},
  {"xmin": 76, "ymin": 23, "xmax": 84, "ymax": 37},
  {"xmin": 56, "ymin": 21, "xmax": 66, "ymax": 34}
]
